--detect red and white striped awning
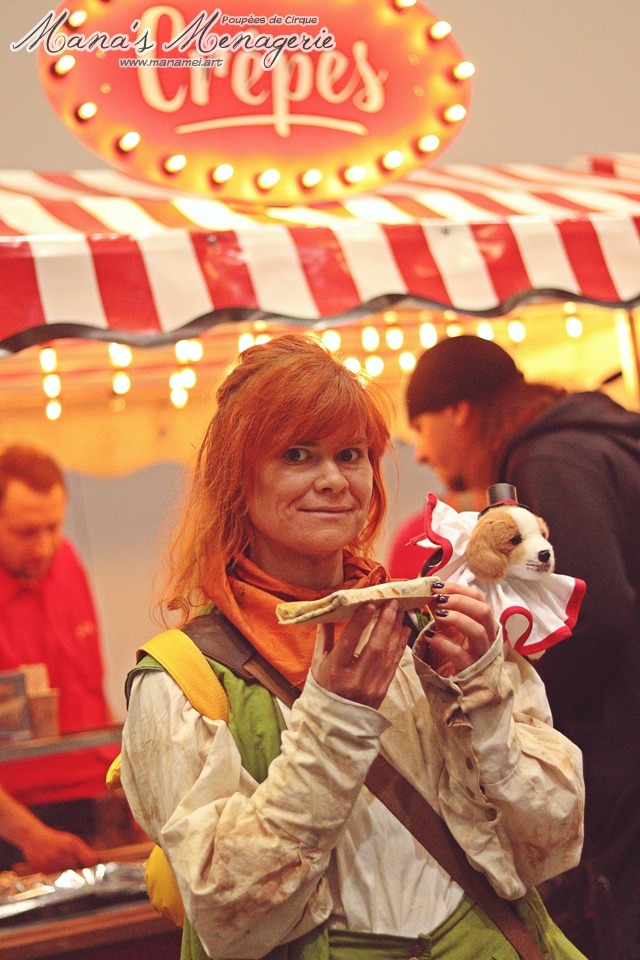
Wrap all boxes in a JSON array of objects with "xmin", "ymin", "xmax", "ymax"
[
  {"xmin": 570, "ymin": 152, "xmax": 640, "ymax": 180},
  {"xmin": 1, "ymin": 159, "xmax": 639, "ymax": 351}
]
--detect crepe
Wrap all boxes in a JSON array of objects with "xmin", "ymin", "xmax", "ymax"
[{"xmin": 276, "ymin": 577, "xmax": 438, "ymax": 625}]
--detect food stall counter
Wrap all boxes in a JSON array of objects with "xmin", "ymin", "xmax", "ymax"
[
  {"xmin": 0, "ymin": 722, "xmax": 182, "ymax": 959},
  {"xmin": 0, "ymin": 843, "xmax": 181, "ymax": 960},
  {"xmin": 0, "ymin": 897, "xmax": 181, "ymax": 959}
]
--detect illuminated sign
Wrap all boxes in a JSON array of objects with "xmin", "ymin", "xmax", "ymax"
[{"xmin": 33, "ymin": 1, "xmax": 472, "ymax": 204}]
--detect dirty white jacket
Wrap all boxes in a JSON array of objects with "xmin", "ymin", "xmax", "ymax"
[{"xmin": 121, "ymin": 635, "xmax": 584, "ymax": 960}]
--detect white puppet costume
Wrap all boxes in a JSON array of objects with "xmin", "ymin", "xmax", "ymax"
[{"xmin": 410, "ymin": 492, "xmax": 585, "ymax": 657}]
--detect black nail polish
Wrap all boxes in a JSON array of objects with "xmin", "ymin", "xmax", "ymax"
[
  {"xmin": 434, "ymin": 609, "xmax": 449, "ymax": 618},
  {"xmin": 433, "ymin": 594, "xmax": 449, "ymax": 604},
  {"xmin": 423, "ymin": 626, "xmax": 436, "ymax": 638},
  {"xmin": 431, "ymin": 580, "xmax": 445, "ymax": 590}
]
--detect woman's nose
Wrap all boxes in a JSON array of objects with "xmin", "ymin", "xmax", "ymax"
[{"xmin": 314, "ymin": 460, "xmax": 348, "ymax": 491}]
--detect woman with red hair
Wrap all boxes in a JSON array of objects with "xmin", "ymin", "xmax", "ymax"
[{"xmin": 121, "ymin": 334, "xmax": 585, "ymax": 960}]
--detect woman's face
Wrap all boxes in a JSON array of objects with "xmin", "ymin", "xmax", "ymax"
[{"xmin": 247, "ymin": 429, "xmax": 374, "ymax": 589}]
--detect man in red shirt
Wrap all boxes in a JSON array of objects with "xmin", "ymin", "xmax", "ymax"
[{"xmin": 0, "ymin": 445, "xmax": 121, "ymax": 872}]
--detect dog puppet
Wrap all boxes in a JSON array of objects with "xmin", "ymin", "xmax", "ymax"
[
  {"xmin": 465, "ymin": 504, "xmax": 555, "ymax": 581},
  {"xmin": 410, "ymin": 493, "xmax": 585, "ymax": 657}
]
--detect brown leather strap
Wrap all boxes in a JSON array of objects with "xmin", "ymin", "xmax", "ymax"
[
  {"xmin": 241, "ymin": 654, "xmax": 303, "ymax": 706},
  {"xmin": 182, "ymin": 612, "xmax": 256, "ymax": 681},
  {"xmin": 364, "ymin": 754, "xmax": 544, "ymax": 960},
  {"xmin": 187, "ymin": 612, "xmax": 545, "ymax": 960}
]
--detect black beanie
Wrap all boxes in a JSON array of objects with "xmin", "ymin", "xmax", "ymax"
[{"xmin": 406, "ymin": 336, "xmax": 524, "ymax": 419}]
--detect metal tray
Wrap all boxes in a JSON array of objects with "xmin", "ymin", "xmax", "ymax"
[{"xmin": 0, "ymin": 861, "xmax": 147, "ymax": 926}]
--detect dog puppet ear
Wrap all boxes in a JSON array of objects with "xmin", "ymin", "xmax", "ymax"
[
  {"xmin": 537, "ymin": 516, "xmax": 550, "ymax": 539},
  {"xmin": 465, "ymin": 515, "xmax": 511, "ymax": 580}
]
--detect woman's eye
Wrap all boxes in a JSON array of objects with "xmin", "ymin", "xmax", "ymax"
[
  {"xmin": 510, "ymin": 534, "xmax": 523, "ymax": 546},
  {"xmin": 337, "ymin": 447, "xmax": 364, "ymax": 463},
  {"xmin": 283, "ymin": 448, "xmax": 309, "ymax": 463}
]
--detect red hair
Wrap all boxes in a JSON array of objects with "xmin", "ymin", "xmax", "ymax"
[{"xmin": 162, "ymin": 334, "xmax": 392, "ymax": 621}]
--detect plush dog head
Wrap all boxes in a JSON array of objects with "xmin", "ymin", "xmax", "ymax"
[{"xmin": 465, "ymin": 505, "xmax": 555, "ymax": 581}]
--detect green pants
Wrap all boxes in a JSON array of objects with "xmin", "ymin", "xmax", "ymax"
[
  {"xmin": 328, "ymin": 891, "xmax": 587, "ymax": 960},
  {"xmin": 182, "ymin": 890, "xmax": 586, "ymax": 960}
]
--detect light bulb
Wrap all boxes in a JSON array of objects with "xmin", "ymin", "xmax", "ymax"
[
  {"xmin": 343, "ymin": 165, "xmax": 367, "ymax": 185},
  {"xmin": 164, "ymin": 154, "xmax": 187, "ymax": 174},
  {"xmin": 112, "ymin": 371, "xmax": 131, "ymax": 395},
  {"xmin": 399, "ymin": 352, "xmax": 417, "ymax": 372},
  {"xmin": 365, "ymin": 355, "xmax": 384, "ymax": 377},
  {"xmin": 429, "ymin": 21, "xmax": 452, "ymax": 40},
  {"xmin": 211, "ymin": 164, "xmax": 234, "ymax": 184},
  {"xmin": 39, "ymin": 348, "xmax": 57, "ymax": 373},
  {"xmin": 108, "ymin": 342, "xmax": 133, "ymax": 367},
  {"xmin": 43, "ymin": 374, "xmax": 61, "ymax": 399},
  {"xmin": 256, "ymin": 169, "xmax": 281, "ymax": 190},
  {"xmin": 362, "ymin": 326, "xmax": 380, "ymax": 351},
  {"xmin": 419, "ymin": 323, "xmax": 438, "ymax": 348},
  {"xmin": 118, "ymin": 132, "xmax": 141, "ymax": 152},
  {"xmin": 321, "ymin": 330, "xmax": 341, "ymax": 352}
]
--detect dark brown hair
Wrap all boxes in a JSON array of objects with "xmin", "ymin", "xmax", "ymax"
[
  {"xmin": 470, "ymin": 379, "xmax": 567, "ymax": 477},
  {"xmin": 0, "ymin": 445, "xmax": 65, "ymax": 504}
]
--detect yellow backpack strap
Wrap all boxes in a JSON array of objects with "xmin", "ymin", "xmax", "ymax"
[
  {"xmin": 139, "ymin": 628, "xmax": 229, "ymax": 723},
  {"xmin": 107, "ymin": 629, "xmax": 229, "ymax": 792},
  {"xmin": 110, "ymin": 628, "xmax": 231, "ymax": 929}
]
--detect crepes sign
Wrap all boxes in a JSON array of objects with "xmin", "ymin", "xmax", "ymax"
[{"xmin": 28, "ymin": 1, "xmax": 472, "ymax": 204}]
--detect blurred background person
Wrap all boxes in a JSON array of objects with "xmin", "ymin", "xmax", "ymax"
[
  {"xmin": 403, "ymin": 335, "xmax": 640, "ymax": 960},
  {"xmin": 0, "ymin": 444, "xmax": 141, "ymax": 873}
]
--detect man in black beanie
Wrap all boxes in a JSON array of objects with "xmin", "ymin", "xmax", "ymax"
[
  {"xmin": 405, "ymin": 335, "xmax": 640, "ymax": 960},
  {"xmin": 405, "ymin": 335, "xmax": 524, "ymax": 492}
]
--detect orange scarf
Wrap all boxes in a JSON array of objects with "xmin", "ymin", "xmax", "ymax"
[{"xmin": 206, "ymin": 553, "xmax": 387, "ymax": 688}]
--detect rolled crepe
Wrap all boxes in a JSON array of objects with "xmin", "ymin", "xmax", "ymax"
[{"xmin": 276, "ymin": 576, "xmax": 438, "ymax": 625}]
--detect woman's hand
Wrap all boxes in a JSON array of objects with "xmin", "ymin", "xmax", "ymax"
[
  {"xmin": 311, "ymin": 600, "xmax": 408, "ymax": 709},
  {"xmin": 414, "ymin": 582, "xmax": 496, "ymax": 676}
]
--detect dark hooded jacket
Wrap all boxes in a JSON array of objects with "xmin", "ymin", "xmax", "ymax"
[{"xmin": 497, "ymin": 391, "xmax": 640, "ymax": 878}]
